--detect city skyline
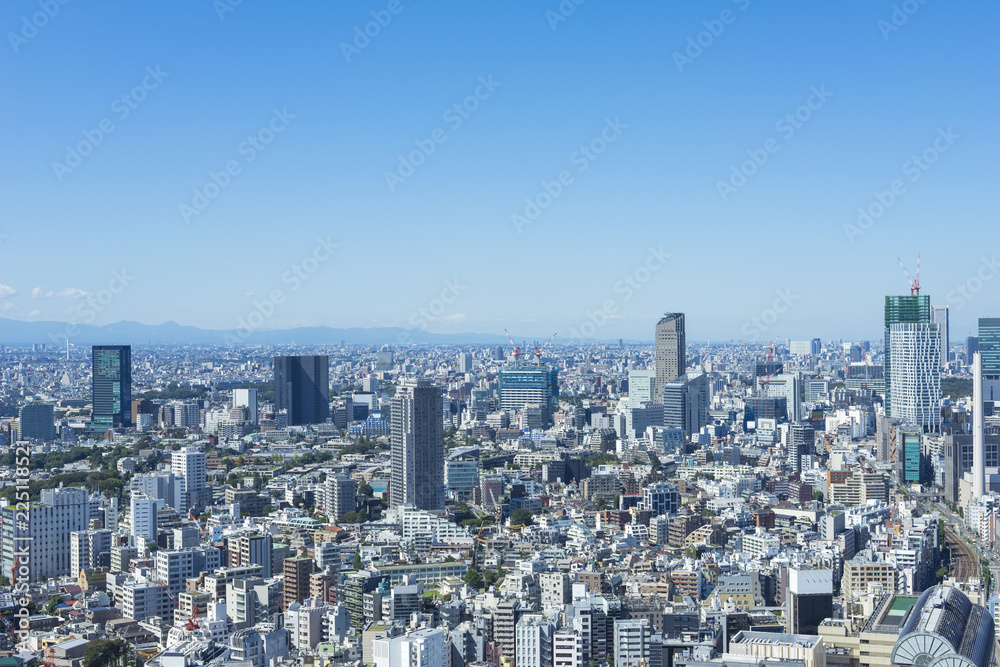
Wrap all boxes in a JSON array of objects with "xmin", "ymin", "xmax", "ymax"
[{"xmin": 1, "ymin": 3, "xmax": 998, "ymax": 342}]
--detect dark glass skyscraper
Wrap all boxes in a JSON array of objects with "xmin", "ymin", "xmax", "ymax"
[
  {"xmin": 884, "ymin": 295, "xmax": 930, "ymax": 415},
  {"xmin": 91, "ymin": 345, "xmax": 132, "ymax": 430},
  {"xmin": 390, "ymin": 378, "xmax": 444, "ymax": 510},
  {"xmin": 273, "ymin": 355, "xmax": 330, "ymax": 425}
]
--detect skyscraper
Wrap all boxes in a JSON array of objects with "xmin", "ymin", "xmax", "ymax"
[
  {"xmin": 932, "ymin": 305, "xmax": 950, "ymax": 368},
  {"xmin": 887, "ymin": 322, "xmax": 941, "ymax": 433},
  {"xmin": 498, "ymin": 365, "xmax": 559, "ymax": 428},
  {"xmin": 654, "ymin": 313, "xmax": 685, "ymax": 403},
  {"xmin": 274, "ymin": 355, "xmax": 330, "ymax": 425},
  {"xmin": 663, "ymin": 373, "xmax": 708, "ymax": 437},
  {"xmin": 979, "ymin": 318, "xmax": 1000, "ymax": 378},
  {"xmin": 91, "ymin": 345, "xmax": 132, "ymax": 430},
  {"xmin": 884, "ymin": 295, "xmax": 930, "ymax": 415},
  {"xmin": 18, "ymin": 401, "xmax": 54, "ymax": 440},
  {"xmin": 390, "ymin": 379, "xmax": 444, "ymax": 510}
]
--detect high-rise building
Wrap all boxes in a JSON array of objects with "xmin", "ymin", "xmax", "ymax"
[
  {"xmin": 897, "ymin": 425, "xmax": 923, "ymax": 484},
  {"xmin": 968, "ymin": 336, "xmax": 980, "ymax": 365},
  {"xmin": 516, "ymin": 615, "xmax": 555, "ymax": 667},
  {"xmin": 283, "ymin": 550, "xmax": 314, "ymax": 610},
  {"xmin": 375, "ymin": 347, "xmax": 394, "ymax": 371},
  {"xmin": 91, "ymin": 345, "xmax": 132, "ymax": 430},
  {"xmin": 932, "ymin": 305, "xmax": 950, "ymax": 367},
  {"xmin": 760, "ymin": 374, "xmax": 801, "ymax": 422},
  {"xmin": 654, "ymin": 313, "xmax": 685, "ymax": 403},
  {"xmin": 70, "ymin": 529, "xmax": 113, "ymax": 575},
  {"xmin": 233, "ymin": 533, "xmax": 273, "ymax": 578},
  {"xmin": 884, "ymin": 295, "xmax": 930, "ymax": 415},
  {"xmin": 627, "ymin": 369, "xmax": 657, "ymax": 404},
  {"xmin": 130, "ymin": 493, "xmax": 162, "ymax": 547},
  {"xmin": 789, "ymin": 339, "xmax": 821, "ymax": 357},
  {"xmin": 274, "ymin": 355, "xmax": 330, "ymax": 425},
  {"xmin": 458, "ymin": 352, "xmax": 473, "ymax": 373},
  {"xmin": 663, "ymin": 373, "xmax": 708, "ymax": 437},
  {"xmin": 390, "ymin": 379, "xmax": 445, "ymax": 510},
  {"xmin": 979, "ymin": 318, "xmax": 1000, "ymax": 395},
  {"xmin": 323, "ymin": 475, "xmax": 357, "ymax": 521},
  {"xmin": 18, "ymin": 401, "xmax": 54, "ymax": 440},
  {"xmin": 887, "ymin": 322, "xmax": 941, "ymax": 433},
  {"xmin": 498, "ymin": 365, "xmax": 559, "ymax": 428},
  {"xmin": 130, "ymin": 472, "xmax": 183, "ymax": 512},
  {"xmin": 171, "ymin": 446, "xmax": 207, "ymax": 513},
  {"xmin": 2, "ymin": 487, "xmax": 93, "ymax": 580},
  {"xmin": 789, "ymin": 423, "xmax": 815, "ymax": 474},
  {"xmin": 373, "ymin": 628, "xmax": 448, "ymax": 667},
  {"xmin": 232, "ymin": 388, "xmax": 259, "ymax": 425}
]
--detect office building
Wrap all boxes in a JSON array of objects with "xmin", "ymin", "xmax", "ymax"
[
  {"xmin": 274, "ymin": 355, "xmax": 330, "ymax": 425},
  {"xmin": 932, "ymin": 305, "xmax": 950, "ymax": 367},
  {"xmin": 390, "ymin": 379, "xmax": 445, "ymax": 510},
  {"xmin": 91, "ymin": 345, "xmax": 132, "ymax": 430},
  {"xmin": 887, "ymin": 322, "xmax": 941, "ymax": 432},
  {"xmin": 445, "ymin": 455, "xmax": 479, "ymax": 501},
  {"xmin": 897, "ymin": 426, "xmax": 923, "ymax": 484},
  {"xmin": 458, "ymin": 352, "xmax": 473, "ymax": 373},
  {"xmin": 130, "ymin": 472, "xmax": 183, "ymax": 512},
  {"xmin": 156, "ymin": 547, "xmax": 222, "ymax": 595},
  {"xmin": 654, "ymin": 313, "xmax": 685, "ymax": 403},
  {"xmin": 790, "ymin": 339, "xmax": 822, "ymax": 357},
  {"xmin": 885, "ymin": 295, "xmax": 930, "ymax": 415},
  {"xmin": 129, "ymin": 494, "xmax": 161, "ymax": 547},
  {"xmin": 760, "ymin": 374, "xmax": 801, "ymax": 422},
  {"xmin": 663, "ymin": 373, "xmax": 708, "ymax": 437},
  {"xmin": 498, "ymin": 364, "xmax": 559, "ymax": 428},
  {"xmin": 232, "ymin": 387, "xmax": 258, "ymax": 425},
  {"xmin": 516, "ymin": 614, "xmax": 555, "ymax": 667},
  {"xmin": 18, "ymin": 401, "xmax": 54, "ymax": 441},
  {"xmin": 980, "ymin": 319, "xmax": 1000, "ymax": 409},
  {"xmin": 968, "ymin": 336, "xmax": 980, "ymax": 365},
  {"xmin": 233, "ymin": 533, "xmax": 273, "ymax": 578},
  {"xmin": 786, "ymin": 568, "xmax": 833, "ymax": 635},
  {"xmin": 628, "ymin": 369, "xmax": 657, "ymax": 404},
  {"xmin": 1, "ymin": 486, "xmax": 92, "ymax": 580},
  {"xmin": 171, "ymin": 446, "xmax": 207, "ymax": 513},
  {"xmin": 614, "ymin": 618, "xmax": 650, "ymax": 667},
  {"xmin": 642, "ymin": 481, "xmax": 679, "ymax": 517}
]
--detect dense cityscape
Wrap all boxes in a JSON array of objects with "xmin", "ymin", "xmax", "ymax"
[{"xmin": 0, "ymin": 286, "xmax": 997, "ymax": 667}]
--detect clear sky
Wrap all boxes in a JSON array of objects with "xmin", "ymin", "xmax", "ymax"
[{"xmin": 1, "ymin": 1, "xmax": 997, "ymax": 343}]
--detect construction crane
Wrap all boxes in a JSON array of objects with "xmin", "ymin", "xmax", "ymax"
[
  {"xmin": 503, "ymin": 329, "xmax": 522, "ymax": 365},
  {"xmin": 759, "ymin": 336, "xmax": 781, "ymax": 390},
  {"xmin": 532, "ymin": 334, "xmax": 557, "ymax": 364},
  {"xmin": 897, "ymin": 253, "xmax": 921, "ymax": 295},
  {"xmin": 185, "ymin": 604, "xmax": 199, "ymax": 631}
]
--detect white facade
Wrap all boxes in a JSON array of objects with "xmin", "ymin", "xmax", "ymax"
[
  {"xmin": 285, "ymin": 599, "xmax": 330, "ymax": 650},
  {"xmin": 232, "ymin": 388, "xmax": 259, "ymax": 424},
  {"xmin": 888, "ymin": 322, "xmax": 941, "ymax": 432},
  {"xmin": 373, "ymin": 627, "xmax": 448, "ymax": 667},
  {"xmin": 614, "ymin": 618, "xmax": 649, "ymax": 667},
  {"xmin": 516, "ymin": 614, "xmax": 554, "ymax": 667},
  {"xmin": 171, "ymin": 447, "xmax": 206, "ymax": 513}
]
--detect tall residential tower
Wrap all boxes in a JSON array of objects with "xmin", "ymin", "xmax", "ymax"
[
  {"xmin": 390, "ymin": 379, "xmax": 445, "ymax": 511},
  {"xmin": 654, "ymin": 313, "xmax": 685, "ymax": 403}
]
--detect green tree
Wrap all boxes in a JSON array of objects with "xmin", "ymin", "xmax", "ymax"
[
  {"xmin": 936, "ymin": 566, "xmax": 949, "ymax": 583},
  {"xmin": 358, "ymin": 483, "xmax": 374, "ymax": 497},
  {"xmin": 510, "ymin": 508, "xmax": 534, "ymax": 526},
  {"xmin": 353, "ymin": 553, "xmax": 363, "ymax": 571},
  {"xmin": 45, "ymin": 594, "xmax": 62, "ymax": 615},
  {"xmin": 463, "ymin": 568, "xmax": 484, "ymax": 590},
  {"xmin": 83, "ymin": 638, "xmax": 135, "ymax": 667},
  {"xmin": 813, "ymin": 490, "xmax": 824, "ymax": 502}
]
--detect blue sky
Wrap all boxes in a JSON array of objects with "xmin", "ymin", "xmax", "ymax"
[{"xmin": 1, "ymin": 0, "xmax": 997, "ymax": 342}]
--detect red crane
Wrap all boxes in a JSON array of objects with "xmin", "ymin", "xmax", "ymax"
[
  {"xmin": 759, "ymin": 336, "xmax": 780, "ymax": 389},
  {"xmin": 185, "ymin": 604, "xmax": 199, "ymax": 631},
  {"xmin": 504, "ymin": 329, "xmax": 522, "ymax": 365},
  {"xmin": 897, "ymin": 254, "xmax": 920, "ymax": 295},
  {"xmin": 532, "ymin": 334, "xmax": 557, "ymax": 364}
]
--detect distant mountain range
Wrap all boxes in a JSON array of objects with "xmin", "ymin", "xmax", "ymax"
[
  {"xmin": 0, "ymin": 318, "xmax": 521, "ymax": 346},
  {"xmin": 0, "ymin": 318, "xmax": 654, "ymax": 347}
]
